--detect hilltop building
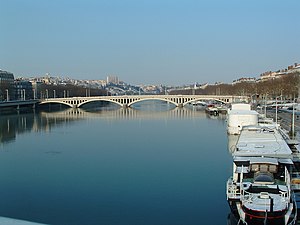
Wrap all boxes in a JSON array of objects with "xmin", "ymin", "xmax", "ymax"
[
  {"xmin": 257, "ymin": 63, "xmax": 300, "ymax": 82},
  {"xmin": 232, "ymin": 77, "xmax": 256, "ymax": 84},
  {"xmin": 107, "ymin": 75, "xmax": 119, "ymax": 85}
]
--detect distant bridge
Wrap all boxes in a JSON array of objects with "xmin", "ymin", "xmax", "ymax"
[{"xmin": 39, "ymin": 95, "xmax": 248, "ymax": 108}]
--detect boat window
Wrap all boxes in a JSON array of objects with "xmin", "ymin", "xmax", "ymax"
[
  {"xmin": 250, "ymin": 163, "xmax": 278, "ymax": 173},
  {"xmin": 260, "ymin": 164, "xmax": 268, "ymax": 172},
  {"xmin": 251, "ymin": 164, "xmax": 259, "ymax": 172},
  {"xmin": 254, "ymin": 172, "xmax": 274, "ymax": 184},
  {"xmin": 269, "ymin": 165, "xmax": 277, "ymax": 173}
]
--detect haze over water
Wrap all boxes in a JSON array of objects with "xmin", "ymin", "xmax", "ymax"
[{"xmin": 0, "ymin": 102, "xmax": 232, "ymax": 225}]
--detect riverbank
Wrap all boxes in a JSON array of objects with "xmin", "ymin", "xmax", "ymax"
[{"xmin": 266, "ymin": 109, "xmax": 300, "ymax": 135}]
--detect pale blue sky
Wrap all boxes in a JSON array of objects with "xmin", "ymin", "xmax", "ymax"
[{"xmin": 1, "ymin": 0, "xmax": 299, "ymax": 85}]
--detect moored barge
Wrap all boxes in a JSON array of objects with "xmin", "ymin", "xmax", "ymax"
[{"xmin": 226, "ymin": 104, "xmax": 297, "ymax": 225}]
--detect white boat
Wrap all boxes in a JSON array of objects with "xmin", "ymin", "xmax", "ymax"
[
  {"xmin": 227, "ymin": 103, "xmax": 259, "ymax": 135},
  {"xmin": 226, "ymin": 104, "xmax": 297, "ymax": 225},
  {"xmin": 205, "ymin": 103, "xmax": 228, "ymax": 115},
  {"xmin": 190, "ymin": 100, "xmax": 207, "ymax": 106}
]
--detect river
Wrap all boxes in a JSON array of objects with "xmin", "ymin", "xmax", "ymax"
[{"xmin": 0, "ymin": 101, "xmax": 232, "ymax": 225}]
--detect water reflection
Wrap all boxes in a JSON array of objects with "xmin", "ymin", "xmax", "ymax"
[
  {"xmin": 0, "ymin": 104, "xmax": 231, "ymax": 225},
  {"xmin": 0, "ymin": 106, "xmax": 225, "ymax": 145},
  {"xmin": 0, "ymin": 113, "xmax": 35, "ymax": 144},
  {"xmin": 227, "ymin": 212, "xmax": 239, "ymax": 225},
  {"xmin": 43, "ymin": 107, "xmax": 211, "ymax": 120},
  {"xmin": 0, "ymin": 110, "xmax": 83, "ymax": 145}
]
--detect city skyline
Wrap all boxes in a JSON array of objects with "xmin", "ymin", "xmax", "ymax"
[{"xmin": 1, "ymin": 0, "xmax": 299, "ymax": 86}]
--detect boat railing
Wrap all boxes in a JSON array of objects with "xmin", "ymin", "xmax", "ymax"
[
  {"xmin": 241, "ymin": 189, "xmax": 289, "ymax": 205},
  {"xmin": 240, "ymin": 190, "xmax": 253, "ymax": 204},
  {"xmin": 226, "ymin": 177, "xmax": 241, "ymax": 199}
]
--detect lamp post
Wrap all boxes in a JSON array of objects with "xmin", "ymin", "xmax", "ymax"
[
  {"xmin": 292, "ymin": 98, "xmax": 298, "ymax": 139},
  {"xmin": 5, "ymin": 89, "xmax": 9, "ymax": 101},
  {"xmin": 63, "ymin": 90, "xmax": 66, "ymax": 98},
  {"xmin": 250, "ymin": 93, "xmax": 258, "ymax": 108},
  {"xmin": 275, "ymin": 95, "xmax": 282, "ymax": 129},
  {"xmin": 264, "ymin": 93, "xmax": 268, "ymax": 117},
  {"xmin": 192, "ymin": 83, "xmax": 196, "ymax": 95},
  {"xmin": 275, "ymin": 97, "xmax": 278, "ymax": 128},
  {"xmin": 46, "ymin": 89, "xmax": 48, "ymax": 99},
  {"xmin": 53, "ymin": 90, "xmax": 56, "ymax": 98}
]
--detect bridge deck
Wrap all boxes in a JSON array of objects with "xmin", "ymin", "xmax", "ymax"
[{"xmin": 39, "ymin": 95, "xmax": 249, "ymax": 108}]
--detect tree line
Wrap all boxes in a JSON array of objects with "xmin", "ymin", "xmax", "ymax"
[
  {"xmin": 37, "ymin": 83, "xmax": 109, "ymax": 99},
  {"xmin": 169, "ymin": 72, "xmax": 300, "ymax": 100}
]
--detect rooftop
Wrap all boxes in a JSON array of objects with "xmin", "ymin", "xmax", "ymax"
[{"xmin": 233, "ymin": 126, "xmax": 292, "ymax": 158}]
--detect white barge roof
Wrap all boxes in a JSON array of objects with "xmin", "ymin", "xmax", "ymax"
[
  {"xmin": 233, "ymin": 156, "xmax": 293, "ymax": 164},
  {"xmin": 228, "ymin": 110, "xmax": 259, "ymax": 116},
  {"xmin": 233, "ymin": 126, "xmax": 292, "ymax": 158}
]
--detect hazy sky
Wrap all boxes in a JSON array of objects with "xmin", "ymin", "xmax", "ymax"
[{"xmin": 1, "ymin": 0, "xmax": 299, "ymax": 85}]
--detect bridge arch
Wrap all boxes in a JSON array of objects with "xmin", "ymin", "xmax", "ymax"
[
  {"xmin": 183, "ymin": 97, "xmax": 228, "ymax": 106},
  {"xmin": 39, "ymin": 100, "xmax": 74, "ymax": 108},
  {"xmin": 128, "ymin": 98, "xmax": 178, "ymax": 107},
  {"xmin": 77, "ymin": 99, "xmax": 123, "ymax": 108}
]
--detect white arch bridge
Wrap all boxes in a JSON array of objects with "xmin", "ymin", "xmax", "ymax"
[{"xmin": 39, "ymin": 94, "xmax": 249, "ymax": 108}]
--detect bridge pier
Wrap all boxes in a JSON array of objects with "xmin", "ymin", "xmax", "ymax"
[
  {"xmin": 72, "ymin": 104, "xmax": 77, "ymax": 108},
  {"xmin": 178, "ymin": 103, "xmax": 183, "ymax": 108},
  {"xmin": 122, "ymin": 104, "xmax": 128, "ymax": 109}
]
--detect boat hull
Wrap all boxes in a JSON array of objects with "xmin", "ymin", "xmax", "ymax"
[
  {"xmin": 242, "ymin": 205, "xmax": 286, "ymax": 225},
  {"xmin": 244, "ymin": 216, "xmax": 285, "ymax": 225},
  {"xmin": 227, "ymin": 197, "xmax": 297, "ymax": 225}
]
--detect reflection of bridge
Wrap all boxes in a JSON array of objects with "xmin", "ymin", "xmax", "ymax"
[
  {"xmin": 40, "ymin": 95, "xmax": 248, "ymax": 108},
  {"xmin": 0, "ymin": 107, "xmax": 225, "ymax": 145},
  {"xmin": 40, "ymin": 107, "xmax": 225, "ymax": 120}
]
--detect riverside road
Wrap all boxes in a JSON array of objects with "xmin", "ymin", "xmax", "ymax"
[{"xmin": 267, "ymin": 109, "xmax": 300, "ymax": 132}]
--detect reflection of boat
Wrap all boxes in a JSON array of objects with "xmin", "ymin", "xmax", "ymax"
[
  {"xmin": 227, "ymin": 212, "xmax": 240, "ymax": 225},
  {"xmin": 226, "ymin": 104, "xmax": 297, "ymax": 225},
  {"xmin": 227, "ymin": 134, "xmax": 239, "ymax": 153}
]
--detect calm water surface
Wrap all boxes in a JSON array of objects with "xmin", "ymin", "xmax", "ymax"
[{"xmin": 0, "ymin": 102, "xmax": 232, "ymax": 225}]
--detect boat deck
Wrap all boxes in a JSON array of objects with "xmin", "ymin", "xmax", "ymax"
[
  {"xmin": 243, "ymin": 192, "xmax": 288, "ymax": 212},
  {"xmin": 233, "ymin": 126, "xmax": 293, "ymax": 158}
]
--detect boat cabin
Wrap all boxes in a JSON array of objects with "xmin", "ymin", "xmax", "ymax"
[{"xmin": 233, "ymin": 157, "xmax": 293, "ymax": 185}]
